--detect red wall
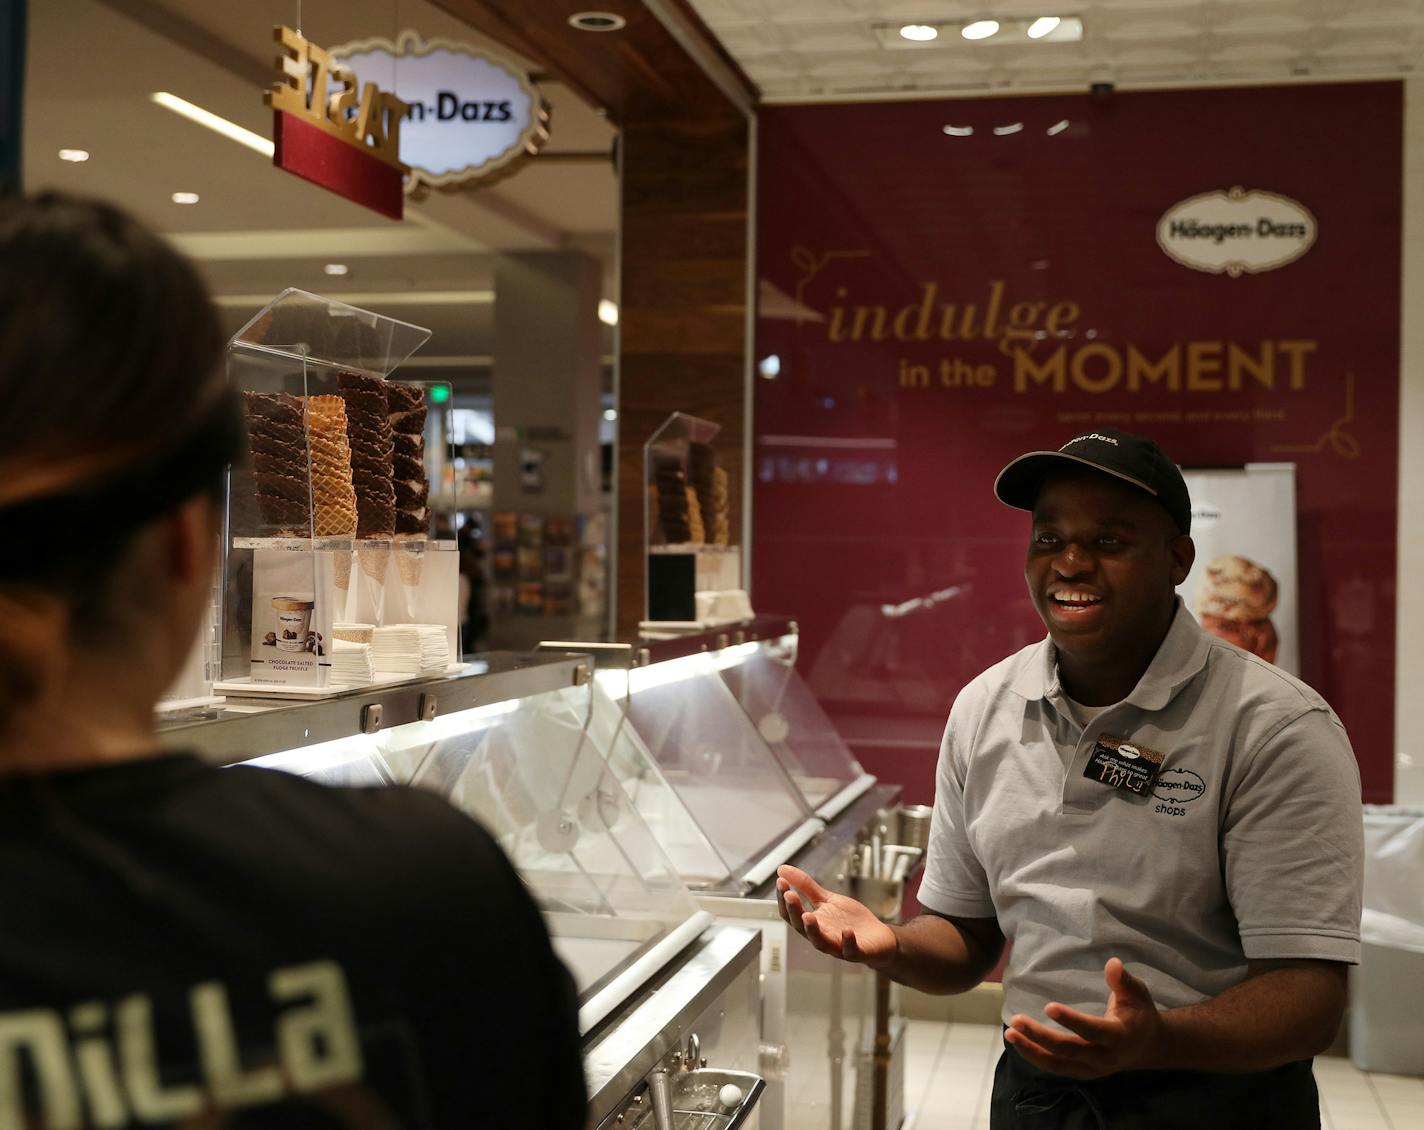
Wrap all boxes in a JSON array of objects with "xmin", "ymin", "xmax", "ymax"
[{"xmin": 753, "ymin": 82, "xmax": 1402, "ymax": 804}]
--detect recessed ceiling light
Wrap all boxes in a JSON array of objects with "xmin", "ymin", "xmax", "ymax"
[
  {"xmin": 942, "ymin": 124, "xmax": 974, "ymax": 137},
  {"xmin": 899, "ymin": 24, "xmax": 939, "ymax": 43},
  {"xmin": 1046, "ymin": 119, "xmax": 1071, "ymax": 136},
  {"xmin": 324, "ymin": 263, "xmax": 350, "ymax": 276},
  {"xmin": 568, "ymin": 11, "xmax": 626, "ymax": 31},
  {"xmin": 58, "ymin": 148, "xmax": 89, "ymax": 162},
  {"xmin": 171, "ymin": 192, "xmax": 200, "ymax": 204},
  {"xmin": 598, "ymin": 299, "xmax": 619, "ymax": 326},
  {"xmin": 992, "ymin": 122, "xmax": 1025, "ymax": 136},
  {"xmin": 758, "ymin": 354, "xmax": 782, "ymax": 379},
  {"xmin": 1027, "ymin": 16, "xmax": 1062, "ymax": 40},
  {"xmin": 151, "ymin": 92, "xmax": 275, "ymax": 157},
  {"xmin": 962, "ymin": 19, "xmax": 1000, "ymax": 41}
]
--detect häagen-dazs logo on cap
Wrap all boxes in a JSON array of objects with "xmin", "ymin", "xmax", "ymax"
[
  {"xmin": 1063, "ymin": 432, "xmax": 1120, "ymax": 450},
  {"xmin": 1157, "ymin": 187, "xmax": 1316, "ymax": 277}
]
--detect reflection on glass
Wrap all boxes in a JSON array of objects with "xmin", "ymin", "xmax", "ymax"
[
  {"xmin": 390, "ymin": 687, "xmax": 700, "ymax": 1004},
  {"xmin": 590, "ymin": 656, "xmax": 813, "ymax": 888},
  {"xmin": 715, "ymin": 635, "xmax": 866, "ymax": 810}
]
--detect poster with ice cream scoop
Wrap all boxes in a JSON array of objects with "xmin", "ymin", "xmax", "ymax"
[{"xmin": 1181, "ymin": 465, "xmax": 1298, "ymax": 675}]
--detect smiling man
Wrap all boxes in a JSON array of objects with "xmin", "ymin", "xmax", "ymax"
[{"xmin": 776, "ymin": 429, "xmax": 1363, "ymax": 1129}]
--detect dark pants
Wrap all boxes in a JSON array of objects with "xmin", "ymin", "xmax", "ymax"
[{"xmin": 990, "ymin": 1038, "xmax": 1320, "ymax": 1129}]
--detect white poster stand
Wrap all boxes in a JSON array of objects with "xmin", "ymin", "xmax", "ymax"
[{"xmin": 1181, "ymin": 463, "xmax": 1299, "ymax": 675}]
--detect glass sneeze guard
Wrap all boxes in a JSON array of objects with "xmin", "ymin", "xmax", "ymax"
[
  {"xmin": 591, "ymin": 652, "xmax": 821, "ymax": 893},
  {"xmin": 711, "ymin": 633, "xmax": 875, "ymax": 820},
  {"xmin": 237, "ymin": 673, "xmax": 710, "ymax": 1034}
]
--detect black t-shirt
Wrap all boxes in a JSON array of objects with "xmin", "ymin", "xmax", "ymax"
[{"xmin": 0, "ymin": 754, "xmax": 585, "ymax": 1129}]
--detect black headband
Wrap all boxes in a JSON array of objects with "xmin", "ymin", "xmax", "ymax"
[{"xmin": 0, "ymin": 385, "xmax": 248, "ymax": 577}]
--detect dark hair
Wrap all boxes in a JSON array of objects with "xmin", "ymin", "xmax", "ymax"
[
  {"xmin": 0, "ymin": 193, "xmax": 224, "ymax": 481},
  {"xmin": 0, "ymin": 194, "xmax": 226, "ymax": 724}
]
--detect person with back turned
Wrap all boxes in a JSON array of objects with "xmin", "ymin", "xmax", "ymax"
[
  {"xmin": 0, "ymin": 194, "xmax": 585, "ymax": 1128},
  {"xmin": 777, "ymin": 429, "xmax": 1362, "ymax": 1129}
]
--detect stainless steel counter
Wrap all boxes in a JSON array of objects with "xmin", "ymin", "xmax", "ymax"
[
  {"xmin": 157, "ymin": 651, "xmax": 589, "ymax": 765},
  {"xmin": 584, "ymin": 926, "xmax": 761, "ymax": 1129}
]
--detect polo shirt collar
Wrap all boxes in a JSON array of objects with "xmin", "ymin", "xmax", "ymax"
[{"xmin": 1007, "ymin": 598, "xmax": 1211, "ymax": 710}]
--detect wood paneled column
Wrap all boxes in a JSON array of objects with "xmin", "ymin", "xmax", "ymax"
[
  {"xmin": 430, "ymin": 0, "xmax": 756, "ymax": 638},
  {"xmin": 617, "ymin": 114, "xmax": 748, "ymax": 634}
]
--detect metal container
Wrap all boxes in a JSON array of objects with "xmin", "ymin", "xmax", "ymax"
[{"xmin": 895, "ymin": 804, "xmax": 932, "ymax": 851}]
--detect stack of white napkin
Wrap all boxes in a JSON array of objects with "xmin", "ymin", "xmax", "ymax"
[
  {"xmin": 371, "ymin": 624, "xmax": 449, "ymax": 676},
  {"xmin": 330, "ymin": 640, "xmax": 375, "ymax": 686}
]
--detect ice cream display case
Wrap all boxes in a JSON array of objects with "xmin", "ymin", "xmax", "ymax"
[
  {"xmin": 543, "ymin": 617, "xmax": 878, "ymax": 893},
  {"xmin": 539, "ymin": 619, "xmax": 907, "ymax": 1130},
  {"xmin": 218, "ymin": 288, "xmax": 461, "ymax": 699},
  {"xmin": 161, "ymin": 655, "xmax": 710, "ymax": 1030},
  {"xmin": 159, "ymin": 654, "xmax": 772, "ymax": 1126}
]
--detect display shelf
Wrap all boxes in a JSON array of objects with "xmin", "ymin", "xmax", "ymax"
[
  {"xmin": 212, "ymin": 661, "xmax": 472, "ymax": 701},
  {"xmin": 231, "ymin": 536, "xmax": 459, "ymax": 552}
]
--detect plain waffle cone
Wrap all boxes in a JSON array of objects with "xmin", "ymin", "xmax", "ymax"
[
  {"xmin": 395, "ymin": 542, "xmax": 425, "ymax": 588},
  {"xmin": 357, "ymin": 543, "xmax": 390, "ymax": 585},
  {"xmin": 332, "ymin": 547, "xmax": 353, "ymax": 591},
  {"xmin": 306, "ymin": 398, "xmax": 358, "ymax": 538}
]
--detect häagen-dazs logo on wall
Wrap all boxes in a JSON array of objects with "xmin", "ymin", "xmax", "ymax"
[
  {"xmin": 1157, "ymin": 187, "xmax": 1317, "ymax": 277},
  {"xmin": 331, "ymin": 31, "xmax": 550, "ymax": 193}
]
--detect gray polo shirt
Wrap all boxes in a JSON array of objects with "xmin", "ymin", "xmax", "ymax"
[{"xmin": 918, "ymin": 601, "xmax": 1363, "ymax": 1025}]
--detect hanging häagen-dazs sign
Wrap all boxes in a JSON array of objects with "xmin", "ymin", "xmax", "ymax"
[
  {"xmin": 329, "ymin": 31, "xmax": 550, "ymax": 194},
  {"xmin": 1157, "ymin": 187, "xmax": 1317, "ymax": 277},
  {"xmin": 266, "ymin": 26, "xmax": 411, "ymax": 219}
]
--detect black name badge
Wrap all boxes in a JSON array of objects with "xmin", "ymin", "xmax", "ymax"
[{"xmin": 1084, "ymin": 735, "xmax": 1165, "ymax": 796}]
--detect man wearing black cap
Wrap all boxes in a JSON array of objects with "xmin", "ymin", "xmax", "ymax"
[{"xmin": 777, "ymin": 429, "xmax": 1363, "ymax": 1128}]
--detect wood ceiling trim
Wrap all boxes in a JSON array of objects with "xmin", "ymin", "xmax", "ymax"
[{"xmin": 429, "ymin": 1, "xmax": 755, "ymax": 124}]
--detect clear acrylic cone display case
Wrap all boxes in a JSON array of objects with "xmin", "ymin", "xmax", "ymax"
[
  {"xmin": 240, "ymin": 673, "xmax": 710, "ymax": 1034},
  {"xmin": 220, "ymin": 288, "xmax": 460, "ymax": 696},
  {"xmin": 644, "ymin": 412, "xmax": 740, "ymax": 623}
]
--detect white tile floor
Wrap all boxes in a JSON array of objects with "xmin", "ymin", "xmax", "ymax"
[{"xmin": 891, "ymin": 1020, "xmax": 1424, "ymax": 1130}]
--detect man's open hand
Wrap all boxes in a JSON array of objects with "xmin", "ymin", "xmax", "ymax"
[
  {"xmin": 775, "ymin": 865, "xmax": 899, "ymax": 970},
  {"xmin": 1005, "ymin": 958, "xmax": 1166, "ymax": 1079}
]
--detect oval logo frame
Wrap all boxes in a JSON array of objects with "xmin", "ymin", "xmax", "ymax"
[
  {"xmin": 1157, "ymin": 187, "xmax": 1317, "ymax": 277},
  {"xmin": 330, "ymin": 30, "xmax": 551, "ymax": 195}
]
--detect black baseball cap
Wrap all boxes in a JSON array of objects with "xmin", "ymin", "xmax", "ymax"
[{"xmin": 994, "ymin": 428, "xmax": 1192, "ymax": 535}]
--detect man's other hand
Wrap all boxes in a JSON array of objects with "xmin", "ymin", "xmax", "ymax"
[{"xmin": 1005, "ymin": 957, "xmax": 1164, "ymax": 1079}]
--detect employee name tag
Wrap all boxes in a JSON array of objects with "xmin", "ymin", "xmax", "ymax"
[{"xmin": 1084, "ymin": 735, "xmax": 1165, "ymax": 796}]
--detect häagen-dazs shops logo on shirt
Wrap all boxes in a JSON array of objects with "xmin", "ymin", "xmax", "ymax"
[{"xmin": 1153, "ymin": 768, "xmax": 1207, "ymax": 804}]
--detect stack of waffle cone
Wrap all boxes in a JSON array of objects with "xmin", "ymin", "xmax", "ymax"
[
  {"xmin": 711, "ymin": 466, "xmax": 730, "ymax": 546},
  {"xmin": 307, "ymin": 396, "xmax": 359, "ymax": 590},
  {"xmin": 307, "ymin": 397, "xmax": 358, "ymax": 534},
  {"xmin": 685, "ymin": 486, "xmax": 705, "ymax": 545}
]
